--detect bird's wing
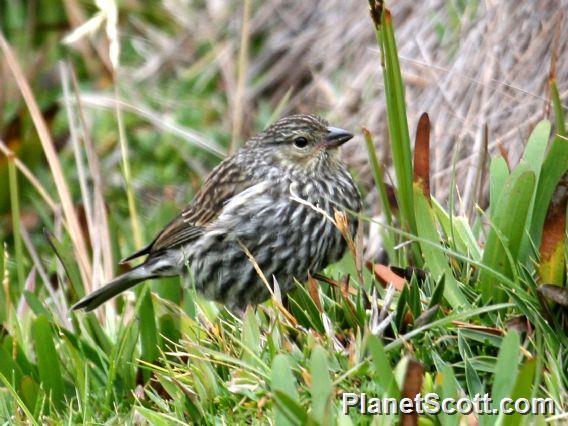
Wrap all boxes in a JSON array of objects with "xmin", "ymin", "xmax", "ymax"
[{"xmin": 121, "ymin": 155, "xmax": 255, "ymax": 262}]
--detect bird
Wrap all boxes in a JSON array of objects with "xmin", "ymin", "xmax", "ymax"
[{"xmin": 72, "ymin": 114, "xmax": 362, "ymax": 313}]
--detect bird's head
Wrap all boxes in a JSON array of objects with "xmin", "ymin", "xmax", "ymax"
[{"xmin": 246, "ymin": 114, "xmax": 354, "ymax": 175}]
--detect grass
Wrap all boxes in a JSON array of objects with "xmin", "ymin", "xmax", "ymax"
[{"xmin": 1, "ymin": 1, "xmax": 567, "ymax": 424}]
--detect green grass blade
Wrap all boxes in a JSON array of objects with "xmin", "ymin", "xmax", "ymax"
[
  {"xmin": 138, "ymin": 289, "xmax": 160, "ymax": 366},
  {"xmin": 31, "ymin": 315, "xmax": 65, "ymax": 412},
  {"xmin": 363, "ymin": 127, "xmax": 393, "ymax": 227},
  {"xmin": 385, "ymin": 303, "xmax": 513, "ymax": 352},
  {"xmin": 370, "ymin": 4, "xmax": 416, "ymax": 234},
  {"xmin": 414, "ymin": 184, "xmax": 468, "ymax": 308},
  {"xmin": 550, "ymin": 79, "xmax": 566, "ymax": 137},
  {"xmin": 0, "ymin": 244, "xmax": 6, "ymax": 323},
  {"xmin": 114, "ymin": 80, "xmax": 143, "ymax": 249},
  {"xmin": 43, "ymin": 229, "xmax": 84, "ymax": 299},
  {"xmin": 0, "ymin": 372, "xmax": 40, "ymax": 426},
  {"xmin": 8, "ymin": 154, "xmax": 25, "ymax": 292}
]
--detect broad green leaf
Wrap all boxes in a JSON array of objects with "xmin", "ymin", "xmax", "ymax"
[
  {"xmin": 242, "ymin": 307, "xmax": 261, "ymax": 365},
  {"xmin": 19, "ymin": 375, "xmax": 41, "ymax": 418},
  {"xmin": 530, "ymin": 134, "xmax": 568, "ymax": 247},
  {"xmin": 438, "ymin": 365, "xmax": 460, "ymax": 426},
  {"xmin": 428, "ymin": 276, "xmax": 445, "ymax": 309},
  {"xmin": 84, "ymin": 315, "xmax": 113, "ymax": 356},
  {"xmin": 0, "ymin": 349, "xmax": 18, "ymax": 390},
  {"xmin": 138, "ymin": 288, "xmax": 159, "ymax": 364},
  {"xmin": 134, "ymin": 406, "xmax": 186, "ymax": 426},
  {"xmin": 459, "ymin": 327, "xmax": 483, "ymax": 399},
  {"xmin": 60, "ymin": 338, "xmax": 86, "ymax": 405},
  {"xmin": 151, "ymin": 276, "xmax": 180, "ymax": 304},
  {"xmin": 452, "ymin": 216, "xmax": 482, "ymax": 260},
  {"xmin": 0, "ymin": 372, "xmax": 39, "ymax": 426},
  {"xmin": 457, "ymin": 356, "xmax": 497, "ymax": 373},
  {"xmin": 271, "ymin": 354, "xmax": 300, "ymax": 426},
  {"xmin": 159, "ymin": 314, "xmax": 181, "ymax": 347},
  {"xmin": 457, "ymin": 331, "xmax": 474, "ymax": 359},
  {"xmin": 336, "ymin": 411, "xmax": 355, "ymax": 426},
  {"xmin": 190, "ymin": 356, "xmax": 220, "ymax": 402},
  {"xmin": 464, "ymin": 358, "xmax": 483, "ymax": 399},
  {"xmin": 367, "ymin": 336, "xmax": 399, "ymax": 398},
  {"xmin": 489, "ymin": 156, "xmax": 509, "ymax": 212},
  {"xmin": 1, "ymin": 335, "xmax": 35, "ymax": 379},
  {"xmin": 310, "ymin": 345, "xmax": 333, "ymax": 424},
  {"xmin": 408, "ymin": 278, "xmax": 422, "ymax": 319},
  {"xmin": 486, "ymin": 330, "xmax": 521, "ymax": 425},
  {"xmin": 273, "ymin": 390, "xmax": 312, "ymax": 425},
  {"xmin": 520, "ymin": 121, "xmax": 550, "ymax": 175},
  {"xmin": 432, "ymin": 199, "xmax": 481, "ymax": 261},
  {"xmin": 0, "ymin": 341, "xmax": 39, "ymax": 411},
  {"xmin": 414, "ymin": 184, "xmax": 468, "ymax": 308},
  {"xmin": 517, "ymin": 121, "xmax": 552, "ymax": 260},
  {"xmin": 31, "ymin": 315, "xmax": 65, "ymax": 411},
  {"xmin": 501, "ymin": 358, "xmax": 537, "ymax": 426},
  {"xmin": 458, "ymin": 329, "xmax": 503, "ymax": 348},
  {"xmin": 480, "ymin": 171, "xmax": 536, "ymax": 302}
]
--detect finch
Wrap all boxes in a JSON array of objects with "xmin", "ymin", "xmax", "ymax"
[{"xmin": 72, "ymin": 114, "xmax": 362, "ymax": 313}]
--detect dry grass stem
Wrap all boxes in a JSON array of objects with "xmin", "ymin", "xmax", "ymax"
[{"xmin": 0, "ymin": 32, "xmax": 92, "ymax": 285}]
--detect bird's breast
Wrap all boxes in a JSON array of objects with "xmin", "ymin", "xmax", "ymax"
[{"xmin": 288, "ymin": 168, "xmax": 361, "ymax": 214}]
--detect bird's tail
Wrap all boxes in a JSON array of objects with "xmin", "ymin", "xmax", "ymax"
[{"xmin": 71, "ymin": 265, "xmax": 154, "ymax": 312}]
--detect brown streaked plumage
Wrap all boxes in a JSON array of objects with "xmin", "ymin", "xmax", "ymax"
[{"xmin": 72, "ymin": 114, "xmax": 362, "ymax": 312}]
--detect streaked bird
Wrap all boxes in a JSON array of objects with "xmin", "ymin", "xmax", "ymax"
[{"xmin": 72, "ymin": 114, "xmax": 362, "ymax": 313}]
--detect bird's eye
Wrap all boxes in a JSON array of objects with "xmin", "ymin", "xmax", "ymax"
[{"xmin": 293, "ymin": 136, "xmax": 308, "ymax": 148}]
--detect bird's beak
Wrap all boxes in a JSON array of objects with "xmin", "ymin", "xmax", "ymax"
[{"xmin": 324, "ymin": 127, "xmax": 354, "ymax": 149}]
